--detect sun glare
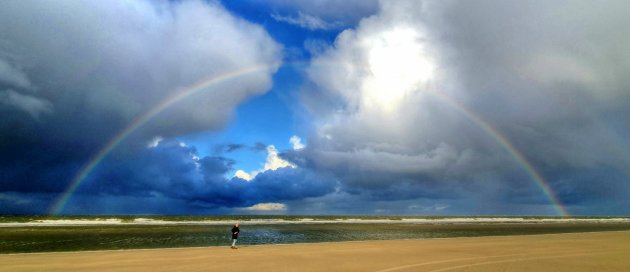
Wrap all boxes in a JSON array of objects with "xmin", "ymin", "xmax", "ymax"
[{"xmin": 363, "ymin": 27, "xmax": 434, "ymax": 111}]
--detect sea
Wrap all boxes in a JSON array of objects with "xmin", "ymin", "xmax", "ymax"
[{"xmin": 1, "ymin": 216, "xmax": 630, "ymax": 253}]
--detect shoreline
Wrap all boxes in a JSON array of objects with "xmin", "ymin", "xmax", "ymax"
[
  {"xmin": 2, "ymin": 217, "xmax": 630, "ymax": 227},
  {"xmin": 4, "ymin": 219, "xmax": 630, "ymax": 254},
  {"xmin": 3, "ymin": 229, "xmax": 630, "ymax": 256}
]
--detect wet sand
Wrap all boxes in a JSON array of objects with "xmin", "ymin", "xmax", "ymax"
[{"xmin": 1, "ymin": 231, "xmax": 628, "ymax": 271}]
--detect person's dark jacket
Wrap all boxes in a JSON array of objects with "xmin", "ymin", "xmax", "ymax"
[{"xmin": 231, "ymin": 226, "xmax": 239, "ymax": 239}]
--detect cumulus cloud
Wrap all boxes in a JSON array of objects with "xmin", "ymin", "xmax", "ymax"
[
  {"xmin": 290, "ymin": 135, "xmax": 305, "ymax": 150},
  {"xmin": 295, "ymin": 0, "xmax": 630, "ymax": 214},
  {"xmin": 0, "ymin": 0, "xmax": 281, "ymax": 140},
  {"xmin": 264, "ymin": 145, "xmax": 296, "ymax": 170},
  {"xmin": 234, "ymin": 170, "xmax": 255, "ymax": 182},
  {"xmin": 233, "ymin": 143, "xmax": 297, "ymax": 181},
  {"xmin": 300, "ymin": 0, "xmax": 465, "ymax": 192}
]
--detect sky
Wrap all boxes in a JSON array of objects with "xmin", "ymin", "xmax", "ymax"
[{"xmin": 1, "ymin": 0, "xmax": 630, "ymax": 216}]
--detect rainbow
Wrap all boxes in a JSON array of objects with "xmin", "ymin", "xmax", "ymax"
[
  {"xmin": 48, "ymin": 63, "xmax": 278, "ymax": 214},
  {"xmin": 49, "ymin": 62, "xmax": 569, "ymax": 216},
  {"xmin": 430, "ymin": 92, "xmax": 569, "ymax": 216}
]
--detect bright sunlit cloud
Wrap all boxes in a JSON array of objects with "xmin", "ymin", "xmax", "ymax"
[
  {"xmin": 233, "ymin": 142, "xmax": 296, "ymax": 181},
  {"xmin": 290, "ymin": 135, "xmax": 305, "ymax": 150},
  {"xmin": 263, "ymin": 145, "xmax": 296, "ymax": 171},
  {"xmin": 363, "ymin": 27, "xmax": 434, "ymax": 111},
  {"xmin": 241, "ymin": 202, "xmax": 287, "ymax": 211},
  {"xmin": 234, "ymin": 170, "xmax": 254, "ymax": 181}
]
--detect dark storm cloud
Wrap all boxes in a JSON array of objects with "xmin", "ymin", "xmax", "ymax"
[
  {"xmin": 82, "ymin": 140, "xmax": 336, "ymax": 210},
  {"xmin": 0, "ymin": 0, "xmax": 282, "ymax": 213},
  {"xmin": 0, "ymin": 139, "xmax": 337, "ymax": 214}
]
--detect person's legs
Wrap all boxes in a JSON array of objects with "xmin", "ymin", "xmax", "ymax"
[{"xmin": 231, "ymin": 239, "xmax": 237, "ymax": 248}]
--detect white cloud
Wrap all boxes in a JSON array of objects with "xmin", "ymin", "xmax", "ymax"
[
  {"xmin": 271, "ymin": 11, "xmax": 336, "ymax": 30},
  {"xmin": 263, "ymin": 145, "xmax": 296, "ymax": 171},
  {"xmin": 306, "ymin": 7, "xmax": 437, "ymax": 117},
  {"xmin": 233, "ymin": 143, "xmax": 296, "ymax": 181},
  {"xmin": 241, "ymin": 202, "xmax": 287, "ymax": 211},
  {"xmin": 300, "ymin": 0, "xmax": 630, "ymax": 204},
  {"xmin": 262, "ymin": 0, "xmax": 379, "ymax": 28},
  {"xmin": 146, "ymin": 136, "xmax": 163, "ymax": 148},
  {"xmin": 234, "ymin": 170, "xmax": 254, "ymax": 181},
  {"xmin": 0, "ymin": 0, "xmax": 282, "ymax": 139},
  {"xmin": 303, "ymin": 0, "xmax": 461, "ymax": 177},
  {"xmin": 290, "ymin": 135, "xmax": 305, "ymax": 150}
]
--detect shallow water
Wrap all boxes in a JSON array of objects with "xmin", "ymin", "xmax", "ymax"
[{"xmin": 2, "ymin": 222, "xmax": 630, "ymax": 253}]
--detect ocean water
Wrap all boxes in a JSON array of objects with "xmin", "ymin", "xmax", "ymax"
[{"xmin": 2, "ymin": 221, "xmax": 630, "ymax": 253}]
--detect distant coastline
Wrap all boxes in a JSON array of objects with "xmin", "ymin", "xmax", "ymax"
[{"xmin": 2, "ymin": 216, "xmax": 630, "ymax": 227}]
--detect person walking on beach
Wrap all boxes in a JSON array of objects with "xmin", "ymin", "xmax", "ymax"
[{"xmin": 231, "ymin": 223, "xmax": 240, "ymax": 249}]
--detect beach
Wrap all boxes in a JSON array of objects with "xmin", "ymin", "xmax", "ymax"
[{"xmin": 1, "ymin": 231, "xmax": 628, "ymax": 271}]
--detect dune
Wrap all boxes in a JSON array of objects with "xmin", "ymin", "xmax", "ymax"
[{"xmin": 1, "ymin": 231, "xmax": 628, "ymax": 271}]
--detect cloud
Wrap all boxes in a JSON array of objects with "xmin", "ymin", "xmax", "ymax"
[
  {"xmin": 0, "ymin": 59, "xmax": 33, "ymax": 89},
  {"xmin": 0, "ymin": 192, "xmax": 55, "ymax": 215},
  {"xmin": 0, "ymin": 0, "xmax": 281, "ymax": 140},
  {"xmin": 293, "ymin": 0, "xmax": 630, "ymax": 214},
  {"xmin": 3, "ymin": 0, "xmax": 630, "ymax": 215},
  {"xmin": 253, "ymin": 142, "xmax": 268, "ymax": 151},
  {"xmin": 241, "ymin": 202, "xmax": 287, "ymax": 211},
  {"xmin": 146, "ymin": 136, "xmax": 164, "ymax": 148},
  {"xmin": 232, "ymin": 143, "xmax": 296, "ymax": 181},
  {"xmin": 142, "ymin": 140, "xmax": 337, "ymax": 213},
  {"xmin": 259, "ymin": 0, "xmax": 379, "ymax": 28},
  {"xmin": 6, "ymin": 139, "xmax": 336, "ymax": 214},
  {"xmin": 0, "ymin": 89, "xmax": 52, "ymax": 120},
  {"xmin": 303, "ymin": 39, "xmax": 330, "ymax": 56},
  {"xmin": 264, "ymin": 145, "xmax": 295, "ymax": 170},
  {"xmin": 226, "ymin": 144, "xmax": 245, "ymax": 152},
  {"xmin": 271, "ymin": 12, "xmax": 337, "ymax": 30},
  {"xmin": 0, "ymin": 0, "xmax": 282, "ymax": 212},
  {"xmin": 0, "ymin": 138, "xmax": 336, "ymax": 214},
  {"xmin": 234, "ymin": 170, "xmax": 254, "ymax": 182},
  {"xmin": 290, "ymin": 135, "xmax": 305, "ymax": 150}
]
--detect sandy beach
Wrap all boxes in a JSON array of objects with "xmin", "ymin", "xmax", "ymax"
[{"xmin": 1, "ymin": 231, "xmax": 628, "ymax": 271}]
